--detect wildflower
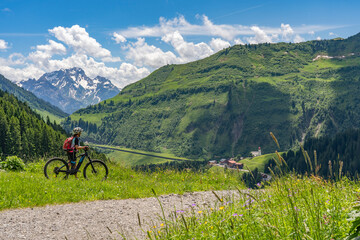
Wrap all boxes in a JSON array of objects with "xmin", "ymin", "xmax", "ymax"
[
  {"xmin": 176, "ymin": 210, "xmax": 184, "ymax": 213},
  {"xmin": 210, "ymin": 208, "xmax": 214, "ymax": 211},
  {"xmin": 219, "ymin": 206, "xmax": 225, "ymax": 210},
  {"xmin": 160, "ymin": 223, "xmax": 164, "ymax": 227},
  {"xmin": 198, "ymin": 211, "xmax": 203, "ymax": 214},
  {"xmin": 158, "ymin": 231, "xmax": 161, "ymax": 234},
  {"xmin": 153, "ymin": 226, "xmax": 156, "ymax": 229},
  {"xmin": 205, "ymin": 221, "xmax": 208, "ymax": 224},
  {"xmin": 233, "ymin": 213, "xmax": 238, "ymax": 216},
  {"xmin": 192, "ymin": 204, "xmax": 196, "ymax": 207},
  {"xmin": 211, "ymin": 226, "xmax": 214, "ymax": 229},
  {"xmin": 294, "ymin": 206, "xmax": 299, "ymax": 212},
  {"xmin": 256, "ymin": 182, "xmax": 261, "ymax": 187}
]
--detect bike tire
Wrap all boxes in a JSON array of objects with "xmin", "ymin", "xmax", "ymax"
[
  {"xmin": 83, "ymin": 160, "xmax": 108, "ymax": 181},
  {"xmin": 44, "ymin": 158, "xmax": 69, "ymax": 179}
]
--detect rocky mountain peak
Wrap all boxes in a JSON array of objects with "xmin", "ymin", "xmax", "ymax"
[{"xmin": 19, "ymin": 68, "xmax": 120, "ymax": 114}]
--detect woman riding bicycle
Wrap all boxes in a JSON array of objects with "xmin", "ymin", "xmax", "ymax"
[{"xmin": 68, "ymin": 127, "xmax": 89, "ymax": 177}]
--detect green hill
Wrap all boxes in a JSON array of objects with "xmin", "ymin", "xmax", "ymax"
[
  {"xmin": 0, "ymin": 89, "xmax": 67, "ymax": 158},
  {"xmin": 0, "ymin": 74, "xmax": 68, "ymax": 122},
  {"xmin": 64, "ymin": 33, "xmax": 360, "ymax": 159}
]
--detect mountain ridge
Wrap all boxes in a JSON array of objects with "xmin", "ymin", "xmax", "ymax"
[{"xmin": 20, "ymin": 67, "xmax": 120, "ymax": 114}]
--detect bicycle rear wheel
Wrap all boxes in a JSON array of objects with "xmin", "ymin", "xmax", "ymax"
[
  {"xmin": 44, "ymin": 158, "xmax": 69, "ymax": 179},
  {"xmin": 83, "ymin": 160, "xmax": 108, "ymax": 181}
]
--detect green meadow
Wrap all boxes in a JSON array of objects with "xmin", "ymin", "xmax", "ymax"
[{"xmin": 0, "ymin": 160, "xmax": 243, "ymax": 211}]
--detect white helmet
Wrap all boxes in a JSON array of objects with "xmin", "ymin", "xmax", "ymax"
[{"xmin": 73, "ymin": 127, "xmax": 83, "ymax": 135}]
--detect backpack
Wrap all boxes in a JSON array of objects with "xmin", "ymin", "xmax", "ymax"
[{"xmin": 63, "ymin": 136, "xmax": 74, "ymax": 151}]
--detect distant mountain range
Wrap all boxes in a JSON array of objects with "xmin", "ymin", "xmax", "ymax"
[
  {"xmin": 0, "ymin": 74, "xmax": 68, "ymax": 121},
  {"xmin": 20, "ymin": 67, "xmax": 120, "ymax": 114}
]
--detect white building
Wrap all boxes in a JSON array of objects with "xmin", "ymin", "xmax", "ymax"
[{"xmin": 251, "ymin": 147, "xmax": 262, "ymax": 157}]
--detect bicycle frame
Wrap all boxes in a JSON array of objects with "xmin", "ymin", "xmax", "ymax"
[{"xmin": 71, "ymin": 151, "xmax": 89, "ymax": 174}]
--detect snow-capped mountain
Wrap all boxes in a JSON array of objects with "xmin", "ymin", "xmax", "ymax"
[{"xmin": 19, "ymin": 68, "xmax": 120, "ymax": 114}]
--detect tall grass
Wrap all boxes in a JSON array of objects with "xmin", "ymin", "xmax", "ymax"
[{"xmin": 148, "ymin": 175, "xmax": 357, "ymax": 239}]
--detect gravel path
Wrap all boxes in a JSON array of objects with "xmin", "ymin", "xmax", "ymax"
[{"xmin": 0, "ymin": 190, "xmax": 246, "ymax": 240}]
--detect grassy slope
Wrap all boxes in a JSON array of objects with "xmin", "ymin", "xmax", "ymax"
[
  {"xmin": 66, "ymin": 34, "xmax": 360, "ymax": 159},
  {"xmin": 239, "ymin": 153, "xmax": 279, "ymax": 172},
  {"xmin": 92, "ymin": 144, "xmax": 190, "ymax": 166}
]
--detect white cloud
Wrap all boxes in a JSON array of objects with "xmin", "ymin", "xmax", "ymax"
[
  {"xmin": 246, "ymin": 26, "xmax": 273, "ymax": 44},
  {"xmin": 0, "ymin": 53, "xmax": 149, "ymax": 88},
  {"xmin": 308, "ymin": 31, "xmax": 315, "ymax": 35},
  {"xmin": 49, "ymin": 25, "xmax": 120, "ymax": 62},
  {"xmin": 37, "ymin": 40, "xmax": 66, "ymax": 55},
  {"xmin": 114, "ymin": 15, "xmax": 341, "ymax": 43},
  {"xmin": 293, "ymin": 34, "xmax": 305, "ymax": 43},
  {"xmin": 113, "ymin": 33, "xmax": 127, "ymax": 43},
  {"xmin": 281, "ymin": 23, "xmax": 294, "ymax": 41},
  {"xmin": 162, "ymin": 31, "xmax": 213, "ymax": 62},
  {"xmin": 234, "ymin": 38, "xmax": 245, "ymax": 45},
  {"xmin": 316, "ymin": 36, "xmax": 321, "ymax": 40},
  {"xmin": 27, "ymin": 40, "xmax": 67, "ymax": 69},
  {"xmin": 0, "ymin": 39, "xmax": 9, "ymax": 50},
  {"xmin": 125, "ymin": 38, "xmax": 179, "ymax": 68},
  {"xmin": 209, "ymin": 38, "xmax": 231, "ymax": 52},
  {"xmin": 115, "ymin": 15, "xmax": 253, "ymax": 41}
]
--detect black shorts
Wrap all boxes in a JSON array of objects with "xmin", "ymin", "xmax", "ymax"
[{"xmin": 67, "ymin": 151, "xmax": 76, "ymax": 164}]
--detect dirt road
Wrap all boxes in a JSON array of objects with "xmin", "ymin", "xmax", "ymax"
[{"xmin": 0, "ymin": 190, "xmax": 242, "ymax": 240}]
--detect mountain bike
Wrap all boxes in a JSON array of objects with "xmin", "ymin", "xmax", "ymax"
[{"xmin": 44, "ymin": 149, "xmax": 108, "ymax": 180}]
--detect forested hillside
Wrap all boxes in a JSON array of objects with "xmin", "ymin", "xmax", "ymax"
[
  {"xmin": 266, "ymin": 128, "xmax": 360, "ymax": 178},
  {"xmin": 0, "ymin": 90, "xmax": 67, "ymax": 159},
  {"xmin": 64, "ymin": 33, "xmax": 360, "ymax": 159},
  {"xmin": 0, "ymin": 74, "xmax": 68, "ymax": 122}
]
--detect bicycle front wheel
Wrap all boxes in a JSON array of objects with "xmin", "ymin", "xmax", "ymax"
[
  {"xmin": 44, "ymin": 158, "xmax": 69, "ymax": 179},
  {"xmin": 83, "ymin": 160, "xmax": 108, "ymax": 181}
]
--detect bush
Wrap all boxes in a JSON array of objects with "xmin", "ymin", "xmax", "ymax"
[{"xmin": 0, "ymin": 156, "xmax": 25, "ymax": 171}]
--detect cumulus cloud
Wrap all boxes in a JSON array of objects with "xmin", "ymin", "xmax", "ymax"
[
  {"xmin": 125, "ymin": 38, "xmax": 178, "ymax": 68},
  {"xmin": 113, "ymin": 33, "xmax": 127, "ymax": 43},
  {"xmin": 234, "ymin": 38, "xmax": 245, "ymax": 45},
  {"xmin": 0, "ymin": 53, "xmax": 149, "ymax": 88},
  {"xmin": 293, "ymin": 34, "xmax": 305, "ymax": 43},
  {"xmin": 162, "ymin": 31, "xmax": 214, "ymax": 62},
  {"xmin": 0, "ymin": 25, "xmax": 148, "ymax": 87},
  {"xmin": 49, "ymin": 25, "xmax": 120, "ymax": 62},
  {"xmin": 0, "ymin": 39, "xmax": 9, "ymax": 50},
  {"xmin": 115, "ymin": 15, "xmax": 253, "ymax": 41},
  {"xmin": 113, "ymin": 15, "xmax": 339, "ymax": 43},
  {"xmin": 27, "ymin": 40, "xmax": 67, "ymax": 69},
  {"xmin": 246, "ymin": 26, "xmax": 273, "ymax": 44},
  {"xmin": 281, "ymin": 23, "xmax": 294, "ymax": 41},
  {"xmin": 209, "ymin": 38, "xmax": 231, "ymax": 52}
]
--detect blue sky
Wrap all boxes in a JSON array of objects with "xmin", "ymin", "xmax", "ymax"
[{"xmin": 0, "ymin": 0, "xmax": 359, "ymax": 87}]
